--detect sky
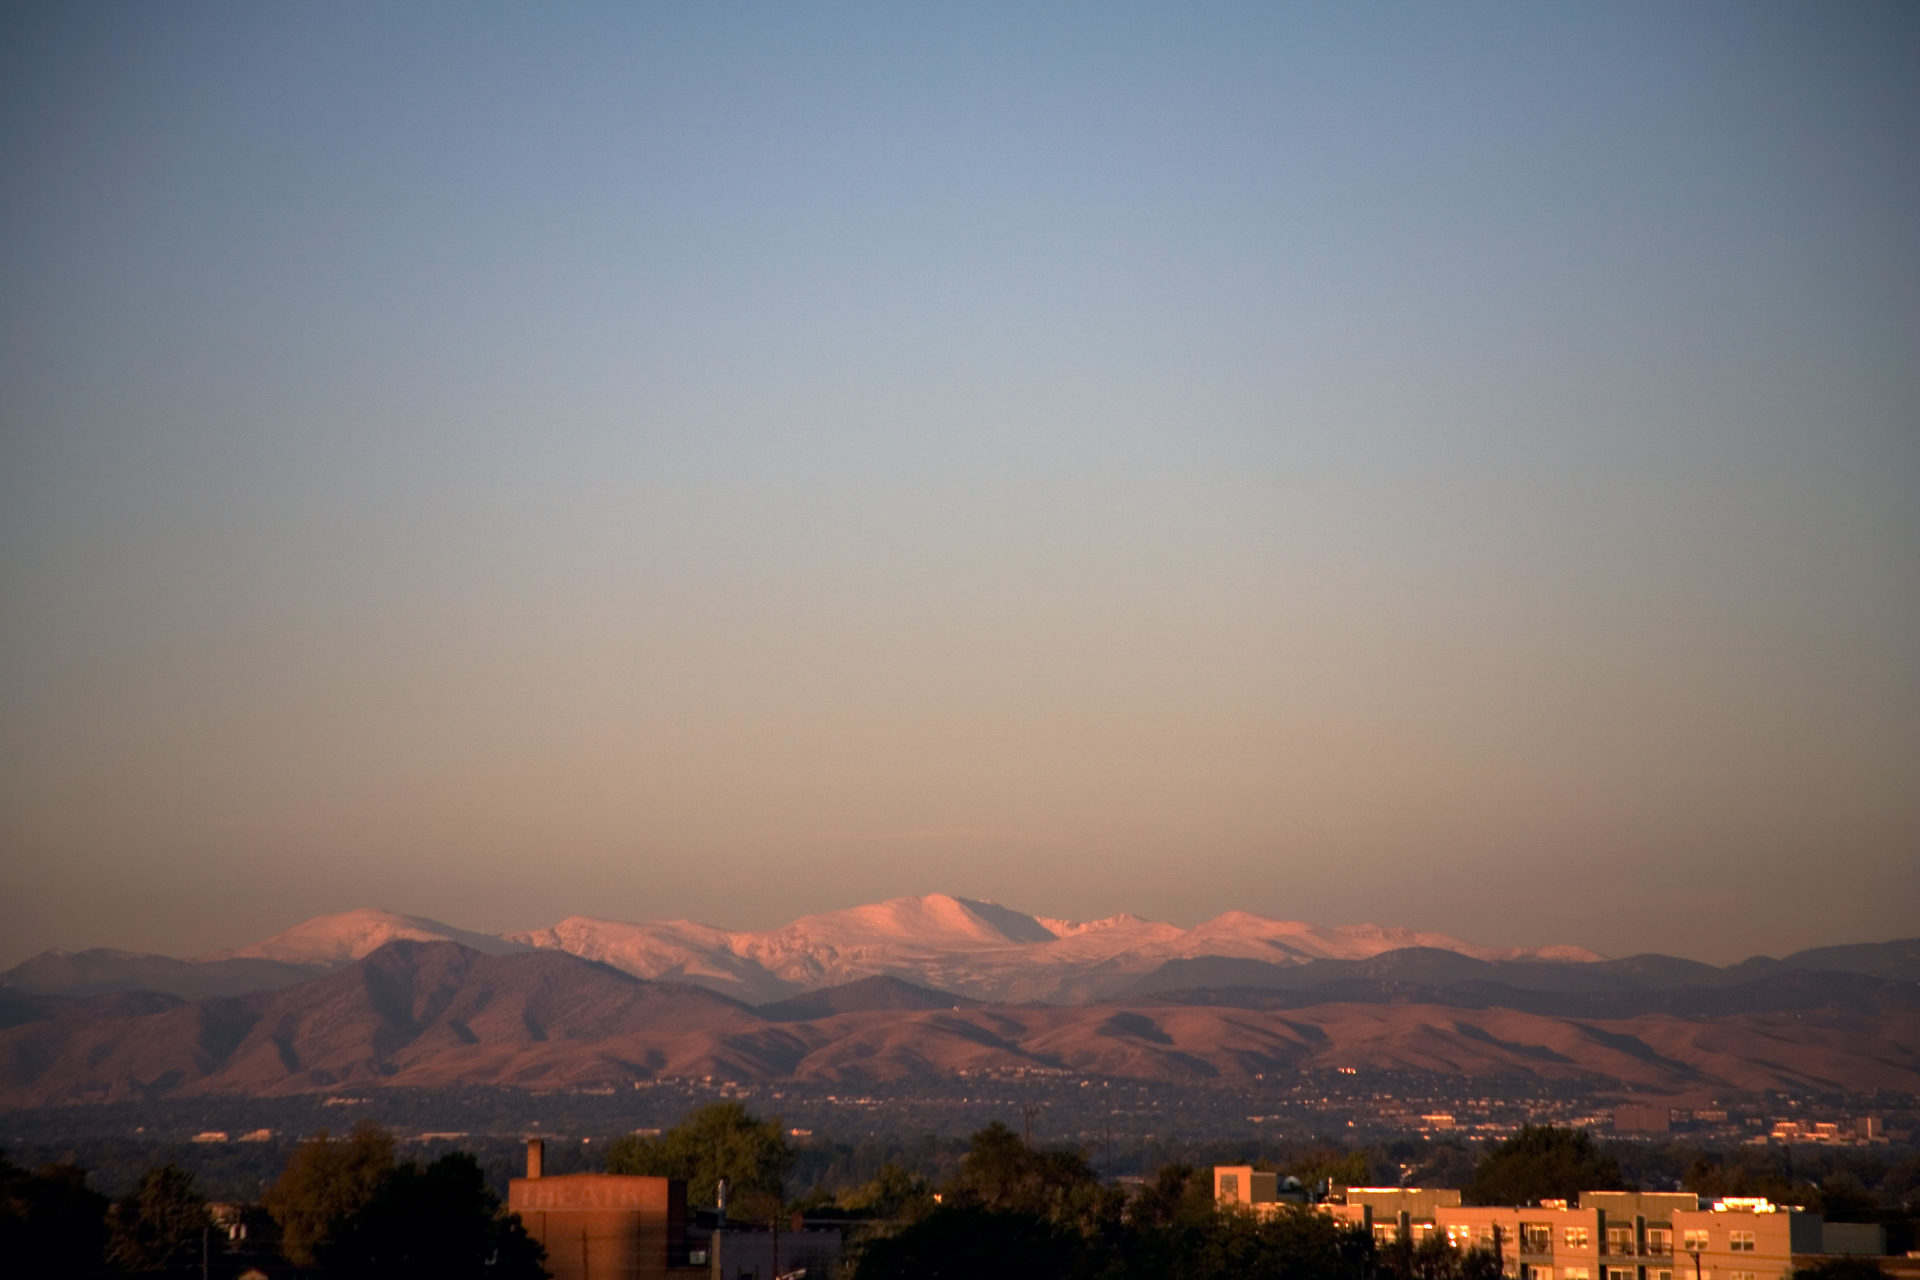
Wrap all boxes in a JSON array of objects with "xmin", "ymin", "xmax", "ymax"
[{"xmin": 2, "ymin": 3, "xmax": 1916, "ymax": 969}]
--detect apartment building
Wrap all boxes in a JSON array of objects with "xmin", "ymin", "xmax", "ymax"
[
  {"xmin": 1212, "ymin": 1166, "xmax": 1306, "ymax": 1212},
  {"xmin": 1216, "ymin": 1175, "xmax": 1906, "ymax": 1280}
]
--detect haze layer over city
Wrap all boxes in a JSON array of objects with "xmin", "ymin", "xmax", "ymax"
[{"xmin": 3, "ymin": 3, "xmax": 1916, "ymax": 971}]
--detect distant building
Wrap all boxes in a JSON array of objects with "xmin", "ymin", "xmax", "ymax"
[
  {"xmin": 508, "ymin": 1140, "xmax": 706, "ymax": 1280},
  {"xmin": 507, "ymin": 1140, "xmax": 841, "ymax": 1280},
  {"xmin": 1612, "ymin": 1106, "xmax": 1671, "ymax": 1134}
]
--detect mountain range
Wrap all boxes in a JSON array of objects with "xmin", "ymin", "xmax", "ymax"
[
  {"xmin": 2, "ymin": 895, "xmax": 1613, "ymax": 1005},
  {"xmin": 1, "ymin": 897, "xmax": 1915, "ymax": 1108},
  {"xmin": 1, "ymin": 936, "xmax": 1916, "ymax": 1108}
]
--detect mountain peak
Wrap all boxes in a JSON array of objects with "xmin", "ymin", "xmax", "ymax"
[
  {"xmin": 774, "ymin": 894, "xmax": 1057, "ymax": 948},
  {"xmin": 199, "ymin": 908, "xmax": 526, "ymax": 967}
]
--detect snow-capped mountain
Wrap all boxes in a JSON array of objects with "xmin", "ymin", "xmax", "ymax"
[
  {"xmin": 504, "ymin": 894, "xmax": 1604, "ymax": 1003},
  {"xmin": 198, "ymin": 908, "xmax": 529, "ymax": 967},
  {"xmin": 6, "ymin": 895, "xmax": 1604, "ymax": 1005}
]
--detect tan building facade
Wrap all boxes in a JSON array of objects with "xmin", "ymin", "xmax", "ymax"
[{"xmin": 1216, "ymin": 1176, "xmax": 1905, "ymax": 1280}]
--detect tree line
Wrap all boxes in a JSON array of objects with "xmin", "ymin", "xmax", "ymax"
[
  {"xmin": 6, "ymin": 1110, "xmax": 1908, "ymax": 1279},
  {"xmin": 2, "ymin": 1123, "xmax": 544, "ymax": 1279}
]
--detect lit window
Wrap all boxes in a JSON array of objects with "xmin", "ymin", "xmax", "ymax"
[
  {"xmin": 1563, "ymin": 1269, "xmax": 1591, "ymax": 1280},
  {"xmin": 1683, "ymin": 1230, "xmax": 1709, "ymax": 1252},
  {"xmin": 1565, "ymin": 1227, "xmax": 1590, "ymax": 1249}
]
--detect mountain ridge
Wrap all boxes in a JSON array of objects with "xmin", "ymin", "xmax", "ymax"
[
  {"xmin": 2, "ymin": 938, "xmax": 1916, "ymax": 1108},
  {"xmin": 8, "ymin": 895, "xmax": 1911, "ymax": 1009}
]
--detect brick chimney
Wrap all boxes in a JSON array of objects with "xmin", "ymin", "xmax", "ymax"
[{"xmin": 526, "ymin": 1138, "xmax": 544, "ymax": 1179}]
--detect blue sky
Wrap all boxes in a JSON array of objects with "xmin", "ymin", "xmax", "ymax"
[{"xmin": 3, "ymin": 3, "xmax": 1916, "ymax": 965}]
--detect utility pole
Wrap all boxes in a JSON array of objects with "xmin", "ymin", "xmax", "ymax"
[{"xmin": 1022, "ymin": 1104, "xmax": 1039, "ymax": 1147}]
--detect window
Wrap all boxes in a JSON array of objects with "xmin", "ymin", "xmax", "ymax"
[
  {"xmin": 1375, "ymin": 1224, "xmax": 1399, "ymax": 1245},
  {"xmin": 1563, "ymin": 1269, "xmax": 1591, "ymax": 1280},
  {"xmin": 1682, "ymin": 1230, "xmax": 1709, "ymax": 1252},
  {"xmin": 1607, "ymin": 1227, "xmax": 1635, "ymax": 1255},
  {"xmin": 1729, "ymin": 1231, "xmax": 1755, "ymax": 1253},
  {"xmin": 1608, "ymin": 1268, "xmax": 1636, "ymax": 1280},
  {"xmin": 1647, "ymin": 1228, "xmax": 1671, "ymax": 1256},
  {"xmin": 1220, "ymin": 1174, "xmax": 1240, "ymax": 1202},
  {"xmin": 1731, "ymin": 1272, "xmax": 1756, "ymax": 1280},
  {"xmin": 1565, "ymin": 1227, "xmax": 1590, "ymax": 1249},
  {"xmin": 1523, "ymin": 1224, "xmax": 1553, "ymax": 1253}
]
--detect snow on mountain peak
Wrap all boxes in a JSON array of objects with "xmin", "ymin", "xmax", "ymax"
[
  {"xmin": 190, "ymin": 898, "xmax": 1604, "ymax": 1005},
  {"xmin": 1036, "ymin": 913, "xmax": 1152, "ymax": 937},
  {"xmin": 200, "ymin": 908, "xmax": 525, "ymax": 967},
  {"xmin": 769, "ymin": 894, "xmax": 1056, "ymax": 950}
]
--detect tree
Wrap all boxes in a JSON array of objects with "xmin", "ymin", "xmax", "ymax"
[
  {"xmin": 105, "ymin": 1164, "xmax": 215, "ymax": 1276},
  {"xmin": 853, "ymin": 1203, "xmax": 1083, "ymax": 1280},
  {"xmin": 1180, "ymin": 1204, "xmax": 1375, "ymax": 1280},
  {"xmin": 1684, "ymin": 1147, "xmax": 1815, "ymax": 1209},
  {"xmin": 1467, "ymin": 1126, "xmax": 1626, "ymax": 1205},
  {"xmin": 1791, "ymin": 1259, "xmax": 1890, "ymax": 1280},
  {"xmin": 321, "ymin": 1151, "xmax": 546, "ymax": 1280},
  {"xmin": 949, "ymin": 1122, "xmax": 1106, "ymax": 1225},
  {"xmin": 263, "ymin": 1120, "xmax": 395, "ymax": 1264},
  {"xmin": 839, "ymin": 1163, "xmax": 935, "ymax": 1220},
  {"xmin": 1378, "ymin": 1231, "xmax": 1506, "ymax": 1280},
  {"xmin": 604, "ymin": 1102, "xmax": 796, "ymax": 1212},
  {"xmin": 1287, "ymin": 1146, "xmax": 1373, "ymax": 1193},
  {"xmin": 1125, "ymin": 1163, "xmax": 1218, "ymax": 1232},
  {"xmin": 0, "ymin": 1153, "xmax": 110, "ymax": 1280}
]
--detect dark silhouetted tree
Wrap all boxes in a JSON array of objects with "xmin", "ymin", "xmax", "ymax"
[
  {"xmin": 853, "ymin": 1203, "xmax": 1082, "ymax": 1280},
  {"xmin": 1468, "ymin": 1126, "xmax": 1626, "ymax": 1205},
  {"xmin": 1125, "ymin": 1162, "xmax": 1218, "ymax": 1232},
  {"xmin": 839, "ymin": 1162, "xmax": 935, "ymax": 1220},
  {"xmin": 605, "ymin": 1101, "xmax": 795, "ymax": 1211},
  {"xmin": 105, "ymin": 1164, "xmax": 215, "ymax": 1276},
  {"xmin": 948, "ymin": 1121, "xmax": 1110, "ymax": 1228},
  {"xmin": 320, "ymin": 1151, "xmax": 545, "ymax": 1280},
  {"xmin": 263, "ymin": 1120, "xmax": 395, "ymax": 1264},
  {"xmin": 1791, "ymin": 1258, "xmax": 1890, "ymax": 1280},
  {"xmin": 0, "ymin": 1153, "xmax": 110, "ymax": 1279}
]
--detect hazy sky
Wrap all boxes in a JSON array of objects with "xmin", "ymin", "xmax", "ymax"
[{"xmin": 3, "ymin": 3, "xmax": 1916, "ymax": 969}]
